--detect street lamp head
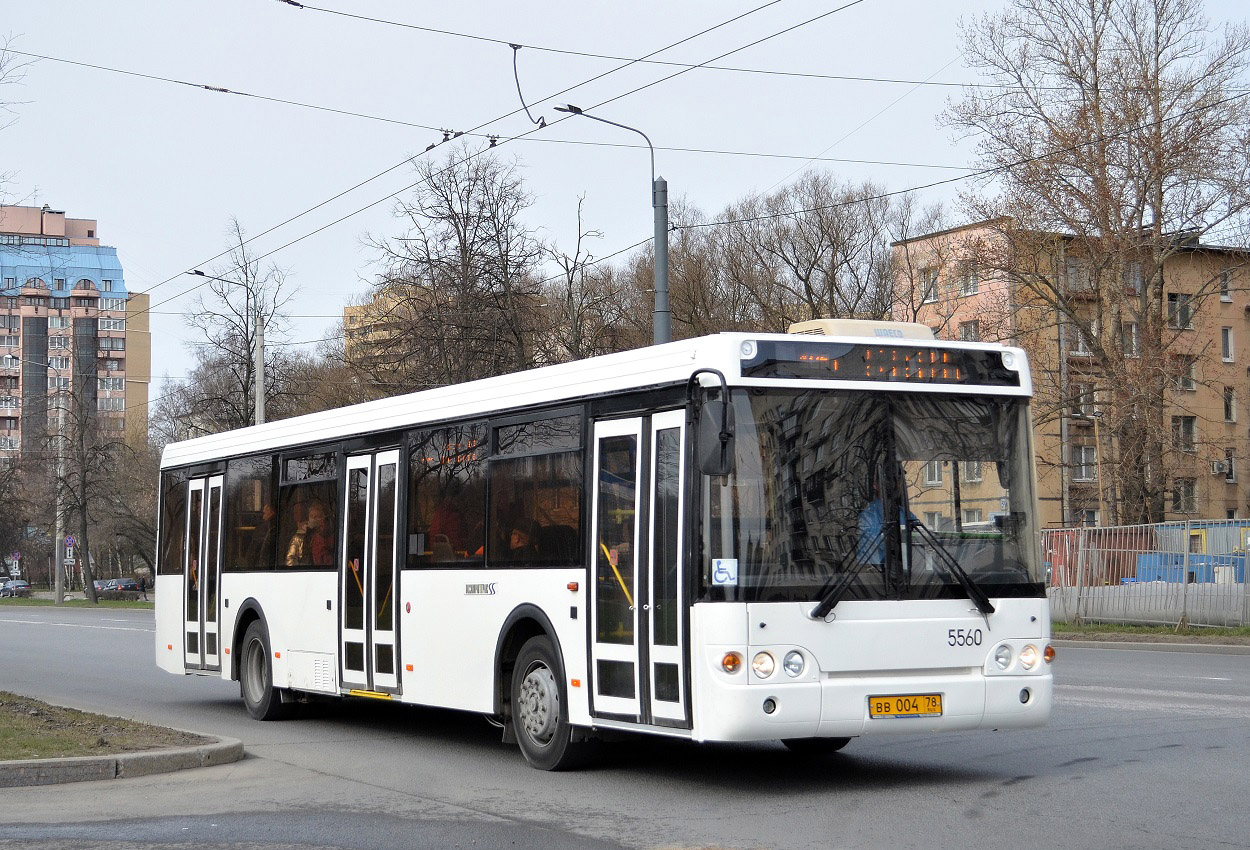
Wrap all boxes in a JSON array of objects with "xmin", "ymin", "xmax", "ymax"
[
  {"xmin": 190, "ymin": 269, "xmax": 206, "ymax": 277},
  {"xmin": 554, "ymin": 103, "xmax": 583, "ymax": 115}
]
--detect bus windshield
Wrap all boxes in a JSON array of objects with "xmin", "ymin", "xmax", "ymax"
[{"xmin": 701, "ymin": 389, "xmax": 1044, "ymax": 603}]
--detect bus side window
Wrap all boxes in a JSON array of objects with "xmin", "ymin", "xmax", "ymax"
[
  {"xmin": 225, "ymin": 455, "xmax": 276, "ymax": 571},
  {"xmin": 278, "ymin": 452, "xmax": 340, "ymax": 570},
  {"xmin": 407, "ymin": 423, "xmax": 487, "ymax": 568}
]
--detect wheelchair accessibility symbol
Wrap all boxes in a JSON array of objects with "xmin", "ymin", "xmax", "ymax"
[{"xmin": 712, "ymin": 558, "xmax": 738, "ymax": 587}]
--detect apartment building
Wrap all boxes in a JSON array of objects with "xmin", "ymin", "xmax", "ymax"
[
  {"xmin": 892, "ymin": 219, "xmax": 1249, "ymax": 527},
  {"xmin": 0, "ymin": 204, "xmax": 150, "ymax": 457}
]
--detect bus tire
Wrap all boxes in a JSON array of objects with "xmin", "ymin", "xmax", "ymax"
[
  {"xmin": 240, "ymin": 620, "xmax": 290, "ymax": 721},
  {"xmin": 782, "ymin": 737, "xmax": 851, "ymax": 756},
  {"xmin": 510, "ymin": 635, "xmax": 594, "ymax": 771}
]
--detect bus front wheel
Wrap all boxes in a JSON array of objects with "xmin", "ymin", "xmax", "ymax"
[
  {"xmin": 510, "ymin": 635, "xmax": 594, "ymax": 770},
  {"xmin": 240, "ymin": 620, "xmax": 290, "ymax": 721}
]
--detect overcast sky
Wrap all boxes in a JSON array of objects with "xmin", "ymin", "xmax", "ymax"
[{"xmin": 1, "ymin": 0, "xmax": 1245, "ymax": 398}]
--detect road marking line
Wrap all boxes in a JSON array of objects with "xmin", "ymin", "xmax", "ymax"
[{"xmin": 0, "ymin": 618, "xmax": 153, "ymax": 633}]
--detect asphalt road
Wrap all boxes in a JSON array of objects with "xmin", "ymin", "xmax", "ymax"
[{"xmin": 1, "ymin": 605, "xmax": 1248, "ymax": 849}]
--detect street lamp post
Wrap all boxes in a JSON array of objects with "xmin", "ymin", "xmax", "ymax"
[{"xmin": 554, "ymin": 104, "xmax": 670, "ymax": 345}]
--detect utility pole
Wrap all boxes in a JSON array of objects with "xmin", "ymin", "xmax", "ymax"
[{"xmin": 254, "ymin": 303, "xmax": 265, "ymax": 426}]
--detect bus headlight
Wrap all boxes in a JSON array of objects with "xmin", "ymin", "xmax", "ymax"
[
  {"xmin": 1019, "ymin": 644, "xmax": 1040, "ymax": 671},
  {"xmin": 782, "ymin": 650, "xmax": 805, "ymax": 677},
  {"xmin": 752, "ymin": 651, "xmax": 776, "ymax": 678},
  {"xmin": 994, "ymin": 644, "xmax": 1013, "ymax": 670}
]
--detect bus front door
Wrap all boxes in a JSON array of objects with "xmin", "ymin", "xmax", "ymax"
[
  {"xmin": 339, "ymin": 450, "xmax": 401, "ymax": 695},
  {"xmin": 183, "ymin": 474, "xmax": 223, "ymax": 673},
  {"xmin": 590, "ymin": 412, "xmax": 690, "ymax": 727}
]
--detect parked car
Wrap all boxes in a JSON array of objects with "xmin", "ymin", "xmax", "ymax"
[
  {"xmin": 92, "ymin": 579, "xmax": 118, "ymax": 593},
  {"xmin": 0, "ymin": 579, "xmax": 32, "ymax": 598},
  {"xmin": 114, "ymin": 578, "xmax": 138, "ymax": 592}
]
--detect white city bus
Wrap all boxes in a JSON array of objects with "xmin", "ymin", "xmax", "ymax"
[{"xmin": 154, "ymin": 320, "xmax": 1053, "ymax": 770}]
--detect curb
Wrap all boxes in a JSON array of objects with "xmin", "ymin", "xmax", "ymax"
[
  {"xmin": 1053, "ymin": 639, "xmax": 1250, "ymax": 655},
  {"xmin": 0, "ymin": 736, "xmax": 244, "ymax": 788}
]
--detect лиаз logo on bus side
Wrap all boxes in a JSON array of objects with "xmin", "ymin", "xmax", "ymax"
[{"xmin": 465, "ymin": 582, "xmax": 497, "ymax": 595}]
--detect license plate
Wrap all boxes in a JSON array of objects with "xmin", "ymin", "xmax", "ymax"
[{"xmin": 868, "ymin": 693, "xmax": 943, "ymax": 718}]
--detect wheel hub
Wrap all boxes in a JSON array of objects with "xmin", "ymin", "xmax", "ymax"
[{"xmin": 518, "ymin": 663, "xmax": 558, "ymax": 744}]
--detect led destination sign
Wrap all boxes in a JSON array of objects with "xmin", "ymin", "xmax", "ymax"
[{"xmin": 741, "ymin": 340, "xmax": 1020, "ymax": 387}]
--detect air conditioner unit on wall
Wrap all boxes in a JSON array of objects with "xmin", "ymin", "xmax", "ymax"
[{"xmin": 1211, "ymin": 460, "xmax": 1227, "ymax": 475}]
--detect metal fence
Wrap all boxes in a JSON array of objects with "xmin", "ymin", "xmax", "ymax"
[{"xmin": 1043, "ymin": 520, "xmax": 1250, "ymax": 627}]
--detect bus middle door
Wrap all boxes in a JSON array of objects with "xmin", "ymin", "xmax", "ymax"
[{"xmin": 339, "ymin": 450, "xmax": 401, "ymax": 696}]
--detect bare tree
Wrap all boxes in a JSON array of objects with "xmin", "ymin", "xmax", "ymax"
[
  {"xmin": 535, "ymin": 197, "xmax": 642, "ymax": 362},
  {"xmin": 945, "ymin": 0, "xmax": 1250, "ymax": 522},
  {"xmin": 182, "ymin": 218, "xmax": 295, "ymax": 430},
  {"xmin": 721, "ymin": 174, "xmax": 898, "ymax": 330},
  {"xmin": 360, "ymin": 145, "xmax": 545, "ymax": 388}
]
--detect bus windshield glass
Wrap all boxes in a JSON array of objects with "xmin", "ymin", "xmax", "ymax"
[{"xmin": 701, "ymin": 389, "xmax": 1043, "ymax": 603}]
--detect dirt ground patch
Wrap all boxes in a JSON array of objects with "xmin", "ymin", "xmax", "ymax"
[
  {"xmin": 0, "ymin": 692, "xmax": 210, "ymax": 762},
  {"xmin": 1056, "ymin": 630, "xmax": 1250, "ymax": 645}
]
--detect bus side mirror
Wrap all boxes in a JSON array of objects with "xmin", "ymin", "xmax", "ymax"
[{"xmin": 697, "ymin": 400, "xmax": 734, "ymax": 476}]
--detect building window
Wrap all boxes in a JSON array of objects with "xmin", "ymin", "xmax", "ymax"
[
  {"xmin": 0, "ymin": 436, "xmax": 17, "ymax": 451},
  {"xmin": 2, "ymin": 278, "xmax": 14, "ymax": 289},
  {"xmin": 48, "ymin": 376, "xmax": 70, "ymax": 391},
  {"xmin": 1077, "ymin": 509, "xmax": 1099, "ymax": 527},
  {"xmin": 1066, "ymin": 258, "xmax": 1092, "ymax": 292},
  {"xmin": 0, "ymin": 336, "xmax": 16, "ymax": 349},
  {"xmin": 97, "ymin": 397, "xmax": 125, "ymax": 412},
  {"xmin": 1172, "ymin": 357, "xmax": 1196, "ymax": 391},
  {"xmin": 1167, "ymin": 293, "xmax": 1193, "ymax": 329},
  {"xmin": 920, "ymin": 268, "xmax": 939, "ymax": 303},
  {"xmin": 1226, "ymin": 448, "xmax": 1237, "ymax": 484},
  {"xmin": 1072, "ymin": 445, "xmax": 1098, "ymax": 481},
  {"xmin": 98, "ymin": 318, "xmax": 125, "ymax": 332},
  {"xmin": 101, "ymin": 279, "xmax": 114, "ymax": 292},
  {"xmin": 958, "ymin": 320, "xmax": 981, "ymax": 342},
  {"xmin": 1070, "ymin": 318, "xmax": 1097, "ymax": 355},
  {"xmin": 1225, "ymin": 387, "xmax": 1236, "ymax": 422},
  {"xmin": 962, "ymin": 508, "xmax": 983, "ymax": 525},
  {"xmin": 73, "ymin": 297, "xmax": 93, "ymax": 308},
  {"xmin": 1121, "ymin": 321, "xmax": 1139, "ymax": 357},
  {"xmin": 1222, "ymin": 327, "xmax": 1234, "ymax": 361},
  {"xmin": 48, "ymin": 317, "xmax": 70, "ymax": 330},
  {"xmin": 961, "ymin": 460, "xmax": 983, "ymax": 482},
  {"xmin": 0, "ymin": 357, "xmax": 18, "ymax": 370},
  {"xmin": 98, "ymin": 377, "xmax": 126, "ymax": 392},
  {"xmin": 102, "ymin": 359, "xmax": 122, "ymax": 371},
  {"xmin": 1124, "ymin": 262, "xmax": 1142, "ymax": 294},
  {"xmin": 53, "ymin": 278, "xmax": 66, "ymax": 289},
  {"xmin": 923, "ymin": 511, "xmax": 946, "ymax": 529},
  {"xmin": 923, "ymin": 460, "xmax": 943, "ymax": 485},
  {"xmin": 100, "ymin": 298, "xmax": 126, "ymax": 312},
  {"xmin": 52, "ymin": 297, "xmax": 69, "ymax": 310},
  {"xmin": 1220, "ymin": 270, "xmax": 1232, "ymax": 302},
  {"xmin": 1172, "ymin": 478, "xmax": 1197, "ymax": 514},
  {"xmin": 0, "ymin": 417, "xmax": 17, "ymax": 430},
  {"xmin": 0, "ymin": 396, "xmax": 18, "ymax": 409},
  {"xmin": 1071, "ymin": 383, "xmax": 1096, "ymax": 418},
  {"xmin": 1172, "ymin": 416, "xmax": 1197, "ymax": 453},
  {"xmin": 48, "ymin": 336, "xmax": 70, "ymax": 350},
  {"xmin": 48, "ymin": 356, "xmax": 71, "ymax": 370},
  {"xmin": 959, "ymin": 264, "xmax": 979, "ymax": 296}
]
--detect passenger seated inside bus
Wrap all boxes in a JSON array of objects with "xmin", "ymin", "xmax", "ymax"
[{"xmin": 285, "ymin": 501, "xmax": 335, "ymax": 567}]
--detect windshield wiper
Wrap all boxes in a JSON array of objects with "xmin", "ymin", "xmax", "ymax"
[
  {"xmin": 907, "ymin": 518, "xmax": 996, "ymax": 619},
  {"xmin": 809, "ymin": 536, "xmax": 878, "ymax": 621}
]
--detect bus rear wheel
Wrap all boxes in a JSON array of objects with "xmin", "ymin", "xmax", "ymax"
[
  {"xmin": 511, "ymin": 635, "xmax": 595, "ymax": 771},
  {"xmin": 240, "ymin": 620, "xmax": 291, "ymax": 721},
  {"xmin": 782, "ymin": 737, "xmax": 851, "ymax": 756}
]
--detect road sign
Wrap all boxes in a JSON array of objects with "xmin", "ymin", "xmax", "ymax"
[
  {"xmin": 63, "ymin": 558, "xmax": 77, "ymax": 566},
  {"xmin": 64, "ymin": 535, "xmax": 75, "ymax": 548},
  {"xmin": 9, "ymin": 551, "xmax": 18, "ymax": 562}
]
